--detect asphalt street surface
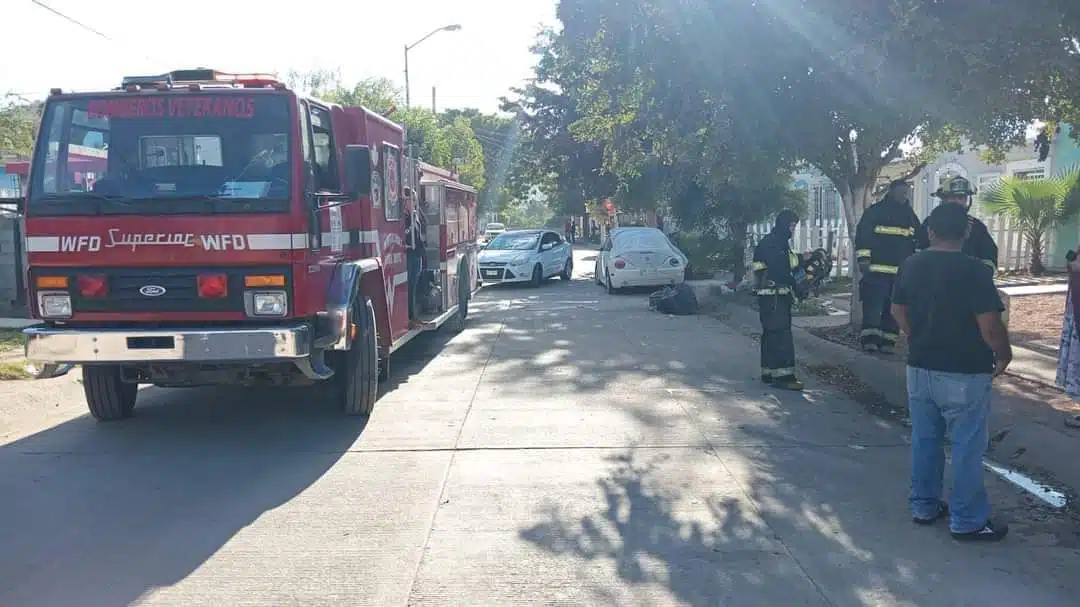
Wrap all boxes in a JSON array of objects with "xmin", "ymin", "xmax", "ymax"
[{"xmin": 3, "ymin": 247, "xmax": 1080, "ymax": 606}]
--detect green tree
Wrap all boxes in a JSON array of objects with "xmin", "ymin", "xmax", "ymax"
[
  {"xmin": 440, "ymin": 116, "xmax": 486, "ymax": 190},
  {"xmin": 980, "ymin": 169, "xmax": 1080, "ymax": 274},
  {"xmin": 396, "ymin": 107, "xmax": 451, "ymax": 166},
  {"xmin": 0, "ymin": 95, "xmax": 44, "ymax": 157},
  {"xmin": 325, "ymin": 78, "xmax": 401, "ymax": 115},
  {"xmin": 502, "ymin": 29, "xmax": 618, "ymax": 219},
  {"xmin": 545, "ymin": 0, "xmax": 1077, "ymax": 324},
  {"xmin": 440, "ymin": 109, "xmax": 519, "ymax": 214}
]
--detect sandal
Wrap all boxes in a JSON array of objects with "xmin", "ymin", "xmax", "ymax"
[{"xmin": 1065, "ymin": 414, "xmax": 1080, "ymax": 429}]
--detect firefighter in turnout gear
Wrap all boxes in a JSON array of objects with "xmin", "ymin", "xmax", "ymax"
[
  {"xmin": 916, "ymin": 175, "xmax": 998, "ymax": 271},
  {"xmin": 751, "ymin": 210, "xmax": 805, "ymax": 391},
  {"xmin": 854, "ymin": 180, "xmax": 923, "ymax": 352}
]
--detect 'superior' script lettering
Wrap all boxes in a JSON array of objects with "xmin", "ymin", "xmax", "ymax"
[
  {"xmin": 87, "ymin": 97, "xmax": 256, "ymax": 119},
  {"xmin": 106, "ymin": 229, "xmax": 195, "ymax": 250}
]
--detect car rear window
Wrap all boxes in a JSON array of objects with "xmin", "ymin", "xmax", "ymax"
[{"xmin": 613, "ymin": 230, "xmax": 669, "ymax": 251}]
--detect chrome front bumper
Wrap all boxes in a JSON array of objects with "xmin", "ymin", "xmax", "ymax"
[{"xmin": 24, "ymin": 324, "xmax": 312, "ymax": 365}]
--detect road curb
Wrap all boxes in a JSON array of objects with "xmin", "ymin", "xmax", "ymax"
[{"xmin": 713, "ymin": 299, "xmax": 1080, "ymax": 502}]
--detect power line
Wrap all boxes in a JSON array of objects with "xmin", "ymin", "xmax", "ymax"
[
  {"xmin": 30, "ymin": 0, "xmax": 160, "ymax": 64},
  {"xmin": 31, "ymin": 0, "xmax": 114, "ymax": 42}
]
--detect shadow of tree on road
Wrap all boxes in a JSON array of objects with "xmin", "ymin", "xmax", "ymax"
[{"xmin": 517, "ymin": 445, "xmax": 1080, "ymax": 606}]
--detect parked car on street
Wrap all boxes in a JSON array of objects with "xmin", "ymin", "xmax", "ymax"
[
  {"xmin": 480, "ymin": 222, "xmax": 507, "ymax": 244},
  {"xmin": 478, "ymin": 229, "xmax": 573, "ymax": 287},
  {"xmin": 595, "ymin": 227, "xmax": 687, "ymax": 293}
]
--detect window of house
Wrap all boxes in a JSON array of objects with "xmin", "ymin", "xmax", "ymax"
[
  {"xmin": 307, "ymin": 104, "xmax": 338, "ymax": 192},
  {"xmin": 1014, "ymin": 168, "xmax": 1045, "ymax": 181}
]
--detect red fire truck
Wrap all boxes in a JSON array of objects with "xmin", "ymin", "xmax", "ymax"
[{"xmin": 7, "ymin": 69, "xmax": 480, "ymax": 420}]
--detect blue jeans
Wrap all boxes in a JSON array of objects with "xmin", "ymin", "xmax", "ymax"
[{"xmin": 906, "ymin": 366, "xmax": 992, "ymax": 533}]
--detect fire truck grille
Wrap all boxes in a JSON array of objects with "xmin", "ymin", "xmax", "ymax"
[{"xmin": 39, "ymin": 266, "xmax": 291, "ymax": 314}]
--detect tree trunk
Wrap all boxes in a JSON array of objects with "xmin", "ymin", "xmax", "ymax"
[
  {"xmin": 730, "ymin": 221, "xmax": 749, "ymax": 283},
  {"xmin": 1029, "ymin": 232, "xmax": 1046, "ymax": 275}
]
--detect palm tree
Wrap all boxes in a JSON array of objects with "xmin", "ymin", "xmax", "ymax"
[{"xmin": 980, "ymin": 167, "xmax": 1080, "ymax": 274}]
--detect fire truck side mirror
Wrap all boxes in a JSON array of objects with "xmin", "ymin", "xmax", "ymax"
[{"xmin": 343, "ymin": 145, "xmax": 372, "ymax": 199}]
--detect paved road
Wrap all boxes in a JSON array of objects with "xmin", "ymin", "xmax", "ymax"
[{"xmin": 3, "ymin": 247, "xmax": 1080, "ymax": 606}]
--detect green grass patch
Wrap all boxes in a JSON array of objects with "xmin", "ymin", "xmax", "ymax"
[
  {"xmin": 0, "ymin": 328, "xmax": 25, "ymax": 351},
  {"xmin": 0, "ymin": 360, "xmax": 31, "ymax": 380}
]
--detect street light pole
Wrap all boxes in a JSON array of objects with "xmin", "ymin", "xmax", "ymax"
[
  {"xmin": 404, "ymin": 44, "xmax": 411, "ymax": 108},
  {"xmin": 403, "ymin": 23, "xmax": 462, "ymax": 109}
]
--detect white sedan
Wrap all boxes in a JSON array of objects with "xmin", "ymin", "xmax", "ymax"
[
  {"xmin": 478, "ymin": 229, "xmax": 573, "ymax": 286},
  {"xmin": 595, "ymin": 227, "xmax": 687, "ymax": 293}
]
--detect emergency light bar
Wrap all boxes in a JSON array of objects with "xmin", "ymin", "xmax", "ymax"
[{"xmin": 120, "ymin": 69, "xmax": 284, "ymax": 90}]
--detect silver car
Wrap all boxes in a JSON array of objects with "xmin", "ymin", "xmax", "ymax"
[
  {"xmin": 595, "ymin": 227, "xmax": 687, "ymax": 293},
  {"xmin": 478, "ymin": 229, "xmax": 573, "ymax": 286}
]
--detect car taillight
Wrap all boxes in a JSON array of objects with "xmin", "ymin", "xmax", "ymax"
[
  {"xmin": 614, "ymin": 258, "xmax": 626, "ymax": 269},
  {"xmin": 76, "ymin": 274, "xmax": 108, "ymax": 298},
  {"xmin": 197, "ymin": 274, "xmax": 228, "ymax": 298}
]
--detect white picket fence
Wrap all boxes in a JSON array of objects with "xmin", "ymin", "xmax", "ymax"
[{"xmin": 748, "ymin": 212, "xmax": 1041, "ymax": 278}]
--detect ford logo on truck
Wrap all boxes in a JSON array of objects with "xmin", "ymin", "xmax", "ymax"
[{"xmin": 139, "ymin": 285, "xmax": 167, "ymax": 297}]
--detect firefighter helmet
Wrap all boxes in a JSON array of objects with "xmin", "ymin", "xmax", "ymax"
[{"xmin": 933, "ymin": 176, "xmax": 976, "ymax": 198}]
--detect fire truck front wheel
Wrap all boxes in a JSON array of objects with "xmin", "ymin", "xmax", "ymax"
[
  {"xmin": 339, "ymin": 296, "xmax": 379, "ymax": 417},
  {"xmin": 82, "ymin": 365, "xmax": 138, "ymax": 421}
]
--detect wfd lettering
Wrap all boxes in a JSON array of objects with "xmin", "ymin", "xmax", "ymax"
[
  {"xmin": 60, "ymin": 236, "xmax": 102, "ymax": 252},
  {"xmin": 200, "ymin": 235, "xmax": 247, "ymax": 250}
]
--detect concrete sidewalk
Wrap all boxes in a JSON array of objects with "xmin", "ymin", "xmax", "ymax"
[
  {"xmin": 713, "ymin": 297, "xmax": 1080, "ymax": 503},
  {"xmin": 796, "ymin": 288, "xmax": 1066, "ymax": 391}
]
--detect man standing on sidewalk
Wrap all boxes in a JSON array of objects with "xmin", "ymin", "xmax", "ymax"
[
  {"xmin": 890, "ymin": 203, "xmax": 1012, "ymax": 542},
  {"xmin": 854, "ymin": 180, "xmax": 923, "ymax": 353}
]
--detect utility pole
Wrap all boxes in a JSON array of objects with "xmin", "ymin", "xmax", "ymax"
[
  {"xmin": 404, "ymin": 45, "xmax": 410, "ymax": 108},
  {"xmin": 431, "ymin": 86, "xmax": 436, "ymax": 114}
]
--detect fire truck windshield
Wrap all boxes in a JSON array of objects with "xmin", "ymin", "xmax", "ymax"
[{"xmin": 27, "ymin": 93, "xmax": 293, "ymax": 215}]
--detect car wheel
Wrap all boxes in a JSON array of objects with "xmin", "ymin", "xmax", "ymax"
[
  {"xmin": 530, "ymin": 264, "xmax": 543, "ymax": 287},
  {"xmin": 595, "ymin": 261, "xmax": 603, "ymax": 285},
  {"xmin": 560, "ymin": 258, "xmax": 573, "ymax": 280},
  {"xmin": 605, "ymin": 270, "xmax": 619, "ymax": 294}
]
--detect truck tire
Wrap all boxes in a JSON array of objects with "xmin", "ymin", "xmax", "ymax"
[
  {"xmin": 341, "ymin": 296, "xmax": 379, "ymax": 416},
  {"xmin": 83, "ymin": 365, "xmax": 137, "ymax": 421},
  {"xmin": 450, "ymin": 262, "xmax": 470, "ymax": 333}
]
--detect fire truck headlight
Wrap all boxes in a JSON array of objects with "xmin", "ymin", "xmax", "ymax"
[
  {"xmin": 251, "ymin": 291, "xmax": 288, "ymax": 316},
  {"xmin": 39, "ymin": 292, "xmax": 72, "ymax": 318}
]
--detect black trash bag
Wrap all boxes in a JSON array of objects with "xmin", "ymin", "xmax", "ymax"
[{"xmin": 650, "ymin": 283, "xmax": 699, "ymax": 315}]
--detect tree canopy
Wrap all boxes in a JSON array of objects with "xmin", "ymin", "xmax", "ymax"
[
  {"xmin": 285, "ymin": 70, "xmax": 490, "ymax": 197},
  {"xmin": 0, "ymin": 95, "xmax": 43, "ymax": 158},
  {"xmin": 541, "ymin": 0, "xmax": 1078, "ymax": 223}
]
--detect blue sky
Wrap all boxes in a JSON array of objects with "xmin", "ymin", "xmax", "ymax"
[{"xmin": 3, "ymin": 0, "xmax": 558, "ymax": 113}]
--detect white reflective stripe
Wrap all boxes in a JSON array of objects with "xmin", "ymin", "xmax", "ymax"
[
  {"xmin": 358, "ymin": 230, "xmax": 379, "ymax": 244},
  {"xmin": 25, "ymin": 236, "xmax": 60, "ymax": 252},
  {"xmin": 246, "ymin": 233, "xmax": 308, "ymax": 250},
  {"xmin": 321, "ymin": 231, "xmax": 350, "ymax": 249},
  {"xmin": 440, "ymin": 261, "xmax": 448, "ymax": 270},
  {"xmin": 392, "ymin": 272, "xmax": 409, "ymax": 287}
]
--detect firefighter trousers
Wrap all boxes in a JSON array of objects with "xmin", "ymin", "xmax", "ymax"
[
  {"xmin": 758, "ymin": 294, "xmax": 796, "ymax": 380},
  {"xmin": 860, "ymin": 276, "xmax": 899, "ymax": 347}
]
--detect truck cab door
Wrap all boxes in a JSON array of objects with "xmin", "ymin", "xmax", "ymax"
[{"xmin": 297, "ymin": 101, "xmax": 344, "ymax": 317}]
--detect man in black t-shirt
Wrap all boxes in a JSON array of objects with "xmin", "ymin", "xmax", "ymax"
[{"xmin": 891, "ymin": 203, "xmax": 1012, "ymax": 542}]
